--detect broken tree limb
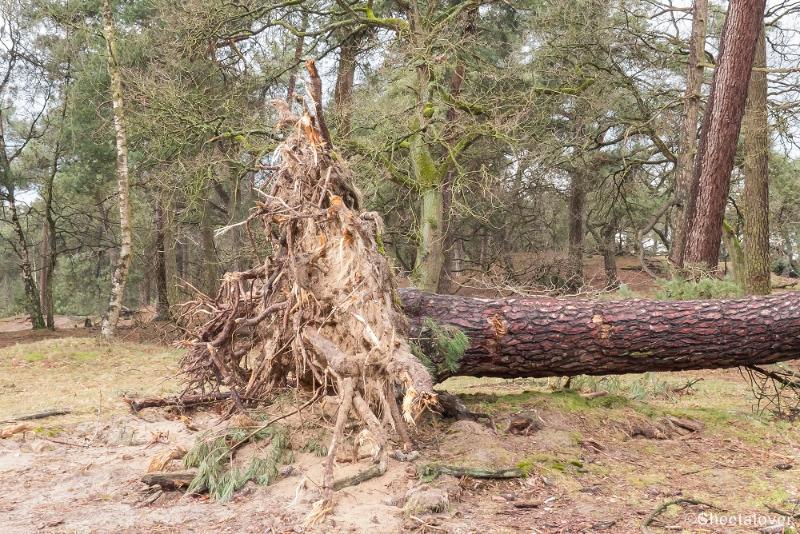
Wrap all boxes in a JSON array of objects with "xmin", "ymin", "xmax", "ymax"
[
  {"xmin": 399, "ymin": 289, "xmax": 800, "ymax": 380},
  {"xmin": 123, "ymin": 392, "xmax": 232, "ymax": 412},
  {"xmin": 420, "ymin": 464, "xmax": 525, "ymax": 479},
  {"xmin": 0, "ymin": 409, "xmax": 71, "ymax": 424},
  {"xmin": 141, "ymin": 470, "xmax": 197, "ymax": 490}
]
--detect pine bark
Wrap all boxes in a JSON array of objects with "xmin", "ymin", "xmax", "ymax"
[
  {"xmin": 742, "ymin": 26, "xmax": 771, "ymax": 295},
  {"xmin": 199, "ymin": 197, "xmax": 218, "ymax": 297},
  {"xmin": 684, "ymin": 0, "xmax": 767, "ymax": 271},
  {"xmin": 333, "ymin": 29, "xmax": 367, "ymax": 137},
  {"xmin": 400, "ymin": 289, "xmax": 800, "ymax": 380},
  {"xmin": 670, "ymin": 0, "xmax": 708, "ymax": 269},
  {"xmin": 600, "ymin": 224, "xmax": 619, "ymax": 289},
  {"xmin": 285, "ymin": 12, "xmax": 308, "ymax": 104},
  {"xmin": 566, "ymin": 168, "xmax": 586, "ymax": 291},
  {"xmin": 154, "ymin": 200, "xmax": 170, "ymax": 320},
  {"xmin": 100, "ymin": 0, "xmax": 133, "ymax": 339}
]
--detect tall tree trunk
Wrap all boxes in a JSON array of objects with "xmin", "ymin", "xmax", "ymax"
[
  {"xmin": 670, "ymin": 0, "xmax": 708, "ymax": 269},
  {"xmin": 566, "ymin": 168, "xmax": 586, "ymax": 292},
  {"xmin": 39, "ymin": 83, "xmax": 69, "ymax": 330},
  {"xmin": 437, "ymin": 8, "xmax": 476, "ymax": 294},
  {"xmin": 100, "ymin": 0, "xmax": 133, "ymax": 339},
  {"xmin": 333, "ymin": 29, "xmax": 366, "ymax": 137},
  {"xmin": 684, "ymin": 0, "xmax": 767, "ymax": 272},
  {"xmin": 7, "ymin": 188, "xmax": 44, "ymax": 329},
  {"xmin": 400, "ymin": 289, "xmax": 800, "ymax": 381},
  {"xmin": 414, "ymin": 185, "xmax": 445, "ymax": 293},
  {"xmin": 154, "ymin": 200, "xmax": 170, "ymax": 320},
  {"xmin": 742, "ymin": 26, "xmax": 770, "ymax": 295},
  {"xmin": 600, "ymin": 223, "xmax": 619, "ymax": 289},
  {"xmin": 39, "ymin": 192, "xmax": 56, "ymax": 329},
  {"xmin": 722, "ymin": 221, "xmax": 745, "ymax": 285},
  {"xmin": 410, "ymin": 63, "xmax": 446, "ymax": 293},
  {"xmin": 199, "ymin": 198, "xmax": 218, "ymax": 296},
  {"xmin": 285, "ymin": 12, "xmax": 308, "ymax": 104},
  {"xmin": 0, "ymin": 109, "xmax": 44, "ymax": 329}
]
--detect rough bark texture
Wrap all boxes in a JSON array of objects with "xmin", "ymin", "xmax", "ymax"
[
  {"xmin": 438, "ymin": 8, "xmax": 476, "ymax": 294},
  {"xmin": 722, "ymin": 221, "xmax": 745, "ymax": 284},
  {"xmin": 415, "ymin": 184, "xmax": 445, "ymax": 293},
  {"xmin": 285, "ymin": 12, "xmax": 308, "ymax": 104},
  {"xmin": 670, "ymin": 0, "xmax": 708, "ymax": 269},
  {"xmin": 684, "ymin": 0, "xmax": 767, "ymax": 272},
  {"xmin": 566, "ymin": 168, "xmax": 586, "ymax": 291},
  {"xmin": 410, "ymin": 62, "xmax": 445, "ymax": 294},
  {"xmin": 38, "ymin": 212, "xmax": 55, "ymax": 329},
  {"xmin": 400, "ymin": 288, "xmax": 800, "ymax": 380},
  {"xmin": 154, "ymin": 200, "xmax": 171, "ymax": 320},
  {"xmin": 600, "ymin": 224, "xmax": 619, "ymax": 289},
  {"xmin": 100, "ymin": 0, "xmax": 133, "ymax": 339},
  {"xmin": 198, "ymin": 196, "xmax": 218, "ymax": 297},
  {"xmin": 742, "ymin": 26, "xmax": 771, "ymax": 295},
  {"xmin": 333, "ymin": 29, "xmax": 366, "ymax": 137}
]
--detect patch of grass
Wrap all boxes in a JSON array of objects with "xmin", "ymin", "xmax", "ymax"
[
  {"xmin": 33, "ymin": 426, "xmax": 63, "ymax": 437},
  {"xmin": 568, "ymin": 373, "xmax": 672, "ymax": 401},
  {"xmin": 516, "ymin": 453, "xmax": 587, "ymax": 476},
  {"xmin": 70, "ymin": 349, "xmax": 103, "ymax": 362},
  {"xmin": 626, "ymin": 470, "xmax": 666, "ymax": 488},
  {"xmin": 549, "ymin": 389, "xmax": 630, "ymax": 410},
  {"xmin": 461, "ymin": 388, "xmax": 632, "ymax": 415},
  {"xmin": 0, "ymin": 338, "xmax": 182, "ymax": 423},
  {"xmin": 23, "ymin": 351, "xmax": 47, "ymax": 362}
]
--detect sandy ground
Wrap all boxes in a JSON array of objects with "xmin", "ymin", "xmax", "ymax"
[{"xmin": 2, "ymin": 309, "xmax": 800, "ymax": 532}]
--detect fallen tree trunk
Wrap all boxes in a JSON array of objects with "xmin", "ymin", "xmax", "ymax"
[{"xmin": 400, "ymin": 289, "xmax": 800, "ymax": 380}]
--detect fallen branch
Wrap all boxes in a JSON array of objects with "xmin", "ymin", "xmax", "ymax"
[
  {"xmin": 641, "ymin": 497, "xmax": 716, "ymax": 533},
  {"xmin": 123, "ymin": 392, "xmax": 232, "ymax": 412},
  {"xmin": 420, "ymin": 464, "xmax": 525, "ymax": 480},
  {"xmin": 772, "ymin": 281, "xmax": 798, "ymax": 290},
  {"xmin": 671, "ymin": 378, "xmax": 703, "ymax": 394},
  {"xmin": 765, "ymin": 505, "xmax": 800, "ymax": 519},
  {"xmin": 141, "ymin": 470, "xmax": 197, "ymax": 490},
  {"xmin": 0, "ymin": 409, "xmax": 71, "ymax": 424},
  {"xmin": 333, "ymin": 459, "xmax": 387, "ymax": 490}
]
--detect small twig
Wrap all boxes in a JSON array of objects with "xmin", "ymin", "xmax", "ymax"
[
  {"xmin": 43, "ymin": 437, "xmax": 92, "ymax": 448},
  {"xmin": 409, "ymin": 515, "xmax": 449, "ymax": 532},
  {"xmin": 671, "ymin": 378, "xmax": 703, "ymax": 394}
]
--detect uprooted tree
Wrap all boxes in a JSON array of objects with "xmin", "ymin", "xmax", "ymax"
[{"xmin": 179, "ymin": 60, "xmax": 800, "ymax": 516}]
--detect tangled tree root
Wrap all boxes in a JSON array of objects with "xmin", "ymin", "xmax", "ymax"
[{"xmin": 178, "ymin": 60, "xmax": 437, "ymax": 519}]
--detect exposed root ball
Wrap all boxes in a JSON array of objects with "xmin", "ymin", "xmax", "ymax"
[{"xmin": 179, "ymin": 61, "xmax": 437, "ymax": 511}]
